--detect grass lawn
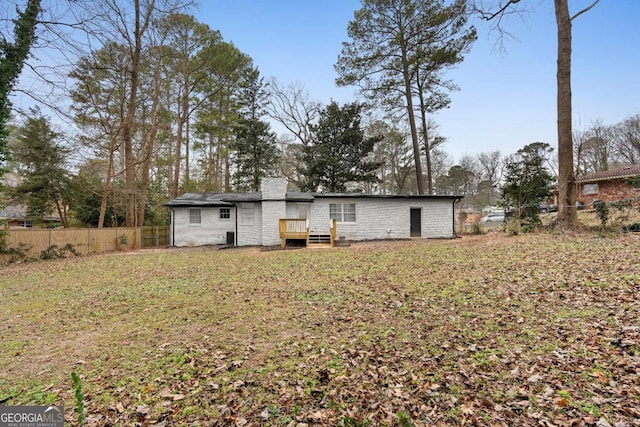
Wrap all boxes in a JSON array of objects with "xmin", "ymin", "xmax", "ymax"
[{"xmin": 1, "ymin": 233, "xmax": 639, "ymax": 426}]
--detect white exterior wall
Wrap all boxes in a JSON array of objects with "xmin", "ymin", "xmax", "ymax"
[
  {"xmin": 170, "ymin": 207, "xmax": 235, "ymax": 246},
  {"xmin": 262, "ymin": 200, "xmax": 286, "ymax": 246},
  {"xmin": 306, "ymin": 197, "xmax": 456, "ymax": 241},
  {"xmin": 236, "ymin": 203, "xmax": 262, "ymax": 246},
  {"xmin": 259, "ymin": 178, "xmax": 288, "ymax": 246}
]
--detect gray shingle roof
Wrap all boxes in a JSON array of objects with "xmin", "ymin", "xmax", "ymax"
[
  {"xmin": 165, "ymin": 190, "xmax": 460, "ymax": 207},
  {"xmin": 0, "ymin": 205, "xmax": 61, "ymax": 221},
  {"xmin": 165, "ymin": 192, "xmax": 262, "ymax": 207}
]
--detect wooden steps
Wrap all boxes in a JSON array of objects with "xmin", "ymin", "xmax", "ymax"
[{"xmin": 307, "ymin": 234, "xmax": 332, "ymax": 247}]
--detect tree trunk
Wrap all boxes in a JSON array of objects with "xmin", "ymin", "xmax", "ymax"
[
  {"xmin": 122, "ymin": 0, "xmax": 156, "ymax": 227},
  {"xmin": 172, "ymin": 93, "xmax": 184, "ymax": 198},
  {"xmin": 418, "ymin": 92, "xmax": 434, "ymax": 195},
  {"xmin": 98, "ymin": 141, "xmax": 115, "ymax": 229},
  {"xmin": 401, "ymin": 50, "xmax": 425, "ymax": 194},
  {"xmin": 554, "ymin": 0, "xmax": 577, "ymax": 226},
  {"xmin": 136, "ymin": 54, "xmax": 163, "ymax": 228}
]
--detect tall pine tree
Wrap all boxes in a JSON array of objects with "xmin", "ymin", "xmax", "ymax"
[{"xmin": 231, "ymin": 68, "xmax": 280, "ymax": 191}]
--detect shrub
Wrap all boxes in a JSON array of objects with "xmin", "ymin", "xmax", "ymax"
[
  {"xmin": 40, "ymin": 244, "xmax": 80, "ymax": 260},
  {"xmin": 471, "ymin": 222, "xmax": 482, "ymax": 235},
  {"xmin": 595, "ymin": 202, "xmax": 609, "ymax": 227},
  {"xmin": 622, "ymin": 223, "xmax": 640, "ymax": 233}
]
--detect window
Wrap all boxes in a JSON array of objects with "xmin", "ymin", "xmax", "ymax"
[
  {"xmin": 189, "ymin": 208, "xmax": 201, "ymax": 225},
  {"xmin": 583, "ymin": 183, "xmax": 599, "ymax": 195},
  {"xmin": 220, "ymin": 208, "xmax": 230, "ymax": 219},
  {"xmin": 329, "ymin": 203, "xmax": 356, "ymax": 222},
  {"xmin": 17, "ymin": 220, "xmax": 33, "ymax": 228}
]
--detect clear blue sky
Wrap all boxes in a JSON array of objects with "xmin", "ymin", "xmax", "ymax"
[{"xmin": 199, "ymin": 1, "xmax": 640, "ymax": 163}]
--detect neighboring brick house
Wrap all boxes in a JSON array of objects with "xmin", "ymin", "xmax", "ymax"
[
  {"xmin": 0, "ymin": 205, "xmax": 62, "ymax": 228},
  {"xmin": 576, "ymin": 165, "xmax": 640, "ymax": 206}
]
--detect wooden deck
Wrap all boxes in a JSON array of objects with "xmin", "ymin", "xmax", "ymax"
[{"xmin": 279, "ymin": 218, "xmax": 336, "ymax": 248}]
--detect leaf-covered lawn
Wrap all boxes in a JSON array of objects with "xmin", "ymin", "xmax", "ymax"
[{"xmin": 1, "ymin": 234, "xmax": 639, "ymax": 426}]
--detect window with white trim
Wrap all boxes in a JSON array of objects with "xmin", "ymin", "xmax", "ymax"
[
  {"xmin": 189, "ymin": 208, "xmax": 201, "ymax": 225},
  {"xmin": 220, "ymin": 208, "xmax": 230, "ymax": 220},
  {"xmin": 583, "ymin": 183, "xmax": 598, "ymax": 195},
  {"xmin": 17, "ymin": 220, "xmax": 33, "ymax": 228},
  {"xmin": 329, "ymin": 203, "xmax": 356, "ymax": 222}
]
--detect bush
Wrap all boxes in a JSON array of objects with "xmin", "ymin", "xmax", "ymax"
[
  {"xmin": 40, "ymin": 244, "xmax": 80, "ymax": 260},
  {"xmin": 595, "ymin": 201, "xmax": 610, "ymax": 227},
  {"xmin": 471, "ymin": 222, "xmax": 482, "ymax": 235}
]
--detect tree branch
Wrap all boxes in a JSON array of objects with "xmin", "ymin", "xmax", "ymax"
[
  {"xmin": 571, "ymin": 0, "xmax": 600, "ymax": 21},
  {"xmin": 476, "ymin": 0, "xmax": 521, "ymax": 21}
]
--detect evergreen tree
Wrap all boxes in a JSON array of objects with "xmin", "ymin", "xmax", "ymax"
[
  {"xmin": 9, "ymin": 110, "xmax": 70, "ymax": 227},
  {"xmin": 501, "ymin": 142, "xmax": 555, "ymax": 228},
  {"xmin": 232, "ymin": 69, "xmax": 280, "ymax": 191},
  {"xmin": 303, "ymin": 102, "xmax": 382, "ymax": 192}
]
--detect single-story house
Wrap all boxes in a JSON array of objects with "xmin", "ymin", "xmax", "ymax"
[
  {"xmin": 576, "ymin": 164, "xmax": 640, "ymax": 206},
  {"xmin": 165, "ymin": 178, "xmax": 461, "ymax": 248},
  {"xmin": 0, "ymin": 205, "xmax": 61, "ymax": 228}
]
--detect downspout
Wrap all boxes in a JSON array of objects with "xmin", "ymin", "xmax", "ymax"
[
  {"xmin": 453, "ymin": 197, "xmax": 461, "ymax": 238},
  {"xmin": 169, "ymin": 208, "xmax": 175, "ymax": 246},
  {"xmin": 233, "ymin": 202, "xmax": 238, "ymax": 246}
]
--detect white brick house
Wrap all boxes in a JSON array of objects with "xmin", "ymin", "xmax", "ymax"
[{"xmin": 165, "ymin": 178, "xmax": 461, "ymax": 247}]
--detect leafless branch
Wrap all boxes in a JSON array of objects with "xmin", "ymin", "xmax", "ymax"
[
  {"xmin": 474, "ymin": 0, "xmax": 522, "ymax": 21},
  {"xmin": 571, "ymin": 0, "xmax": 600, "ymax": 21}
]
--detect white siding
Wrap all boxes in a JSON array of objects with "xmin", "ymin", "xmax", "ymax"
[
  {"xmin": 307, "ymin": 198, "xmax": 456, "ymax": 240},
  {"xmin": 170, "ymin": 207, "xmax": 235, "ymax": 246},
  {"xmin": 237, "ymin": 203, "xmax": 262, "ymax": 246},
  {"xmin": 261, "ymin": 200, "xmax": 286, "ymax": 246}
]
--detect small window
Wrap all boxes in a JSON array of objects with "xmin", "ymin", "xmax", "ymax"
[
  {"xmin": 17, "ymin": 220, "xmax": 33, "ymax": 228},
  {"xmin": 220, "ymin": 208, "xmax": 230, "ymax": 219},
  {"xmin": 189, "ymin": 208, "xmax": 201, "ymax": 225},
  {"xmin": 329, "ymin": 203, "xmax": 356, "ymax": 222},
  {"xmin": 583, "ymin": 183, "xmax": 598, "ymax": 195}
]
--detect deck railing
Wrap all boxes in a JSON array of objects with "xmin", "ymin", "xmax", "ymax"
[
  {"xmin": 279, "ymin": 218, "xmax": 337, "ymax": 248},
  {"xmin": 279, "ymin": 218, "xmax": 308, "ymax": 247}
]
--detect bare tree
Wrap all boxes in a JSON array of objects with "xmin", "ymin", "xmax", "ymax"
[
  {"xmin": 573, "ymin": 119, "xmax": 612, "ymax": 176},
  {"xmin": 610, "ymin": 114, "xmax": 640, "ymax": 165},
  {"xmin": 266, "ymin": 79, "xmax": 321, "ymax": 188},
  {"xmin": 473, "ymin": 0, "xmax": 601, "ymax": 228}
]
